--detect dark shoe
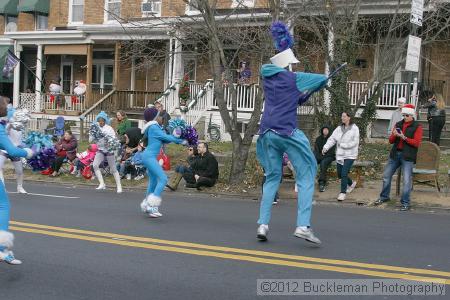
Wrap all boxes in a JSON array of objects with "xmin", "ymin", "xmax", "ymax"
[
  {"xmin": 374, "ymin": 198, "xmax": 390, "ymax": 206},
  {"xmin": 185, "ymin": 183, "xmax": 197, "ymax": 188},
  {"xmin": 319, "ymin": 184, "xmax": 325, "ymax": 192},
  {"xmin": 399, "ymin": 205, "xmax": 410, "ymax": 211}
]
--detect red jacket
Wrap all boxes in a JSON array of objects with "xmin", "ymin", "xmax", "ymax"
[{"xmin": 389, "ymin": 120, "xmax": 423, "ymax": 150}]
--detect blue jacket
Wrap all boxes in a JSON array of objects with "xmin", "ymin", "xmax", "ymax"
[
  {"xmin": 142, "ymin": 122, "xmax": 184, "ymax": 156},
  {"xmin": 259, "ymin": 64, "xmax": 327, "ymax": 136},
  {"xmin": 132, "ymin": 151, "xmax": 144, "ymax": 165},
  {"xmin": 0, "ymin": 123, "xmax": 28, "ymax": 158}
]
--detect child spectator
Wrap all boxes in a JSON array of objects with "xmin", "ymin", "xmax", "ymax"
[
  {"xmin": 72, "ymin": 144, "xmax": 98, "ymax": 177},
  {"xmin": 131, "ymin": 143, "xmax": 146, "ymax": 180}
]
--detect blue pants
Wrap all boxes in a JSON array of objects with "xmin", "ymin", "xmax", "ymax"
[
  {"xmin": 257, "ymin": 130, "xmax": 317, "ymax": 227},
  {"xmin": 379, "ymin": 152, "xmax": 414, "ymax": 206},
  {"xmin": 0, "ymin": 180, "xmax": 10, "ymax": 251},
  {"xmin": 337, "ymin": 159, "xmax": 354, "ymax": 193},
  {"xmin": 142, "ymin": 155, "xmax": 167, "ymax": 198}
]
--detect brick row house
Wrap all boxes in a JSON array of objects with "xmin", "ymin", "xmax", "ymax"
[{"xmin": 0, "ymin": 0, "xmax": 449, "ymax": 141}]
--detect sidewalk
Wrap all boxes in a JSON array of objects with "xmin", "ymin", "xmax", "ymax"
[{"xmin": 4, "ymin": 160, "xmax": 450, "ymax": 211}]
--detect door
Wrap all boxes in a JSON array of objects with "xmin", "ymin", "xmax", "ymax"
[
  {"xmin": 92, "ymin": 63, "xmax": 114, "ymax": 93},
  {"xmin": 61, "ymin": 63, "xmax": 73, "ymax": 94}
]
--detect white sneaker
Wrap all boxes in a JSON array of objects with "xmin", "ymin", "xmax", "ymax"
[
  {"xmin": 294, "ymin": 227, "xmax": 321, "ymax": 244},
  {"xmin": 149, "ymin": 207, "xmax": 162, "ymax": 218},
  {"xmin": 0, "ymin": 250, "xmax": 22, "ymax": 265},
  {"xmin": 257, "ymin": 224, "xmax": 269, "ymax": 241},
  {"xmin": 346, "ymin": 181, "xmax": 357, "ymax": 194},
  {"xmin": 96, "ymin": 184, "xmax": 106, "ymax": 190},
  {"xmin": 117, "ymin": 187, "xmax": 122, "ymax": 194},
  {"xmin": 17, "ymin": 186, "xmax": 27, "ymax": 194},
  {"xmin": 337, "ymin": 193, "xmax": 346, "ymax": 201},
  {"xmin": 126, "ymin": 174, "xmax": 132, "ymax": 180},
  {"xmin": 134, "ymin": 174, "xmax": 144, "ymax": 181}
]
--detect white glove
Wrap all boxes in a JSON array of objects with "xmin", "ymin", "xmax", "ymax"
[{"xmin": 25, "ymin": 148, "xmax": 34, "ymax": 159}]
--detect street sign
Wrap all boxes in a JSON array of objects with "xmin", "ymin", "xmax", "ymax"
[
  {"xmin": 405, "ymin": 35, "xmax": 422, "ymax": 72},
  {"xmin": 411, "ymin": 0, "xmax": 424, "ymax": 26}
]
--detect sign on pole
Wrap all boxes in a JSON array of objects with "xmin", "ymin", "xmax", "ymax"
[
  {"xmin": 411, "ymin": 0, "xmax": 424, "ymax": 26},
  {"xmin": 405, "ymin": 35, "xmax": 422, "ymax": 72}
]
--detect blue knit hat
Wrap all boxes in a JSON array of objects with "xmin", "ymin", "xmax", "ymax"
[
  {"xmin": 95, "ymin": 111, "xmax": 111, "ymax": 125},
  {"xmin": 144, "ymin": 107, "xmax": 159, "ymax": 122}
]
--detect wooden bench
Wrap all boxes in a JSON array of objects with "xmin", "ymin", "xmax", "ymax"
[
  {"xmin": 330, "ymin": 161, "xmax": 374, "ymax": 188},
  {"xmin": 283, "ymin": 160, "xmax": 374, "ymax": 188}
]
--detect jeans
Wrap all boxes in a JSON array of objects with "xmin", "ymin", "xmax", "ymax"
[
  {"xmin": 256, "ymin": 129, "xmax": 317, "ymax": 227},
  {"xmin": 317, "ymin": 156, "xmax": 335, "ymax": 185},
  {"xmin": 379, "ymin": 152, "xmax": 414, "ymax": 206},
  {"xmin": 337, "ymin": 159, "xmax": 354, "ymax": 193},
  {"xmin": 175, "ymin": 165, "xmax": 192, "ymax": 174}
]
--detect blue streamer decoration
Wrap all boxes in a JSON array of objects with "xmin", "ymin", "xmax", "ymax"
[{"xmin": 23, "ymin": 131, "xmax": 56, "ymax": 171}]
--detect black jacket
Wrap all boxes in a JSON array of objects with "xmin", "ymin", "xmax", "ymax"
[
  {"xmin": 314, "ymin": 126, "xmax": 335, "ymax": 160},
  {"xmin": 390, "ymin": 120, "xmax": 420, "ymax": 163},
  {"xmin": 191, "ymin": 151, "xmax": 219, "ymax": 180}
]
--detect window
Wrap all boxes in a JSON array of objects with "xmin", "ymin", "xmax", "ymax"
[
  {"xmin": 4, "ymin": 15, "xmax": 18, "ymax": 32},
  {"xmin": 183, "ymin": 56, "xmax": 197, "ymax": 82},
  {"xmin": 142, "ymin": 0, "xmax": 161, "ymax": 16},
  {"xmin": 69, "ymin": 0, "xmax": 84, "ymax": 24},
  {"xmin": 105, "ymin": 0, "xmax": 121, "ymax": 22},
  {"xmin": 231, "ymin": 0, "xmax": 255, "ymax": 8},
  {"xmin": 35, "ymin": 14, "xmax": 48, "ymax": 31},
  {"xmin": 185, "ymin": 0, "xmax": 200, "ymax": 15}
]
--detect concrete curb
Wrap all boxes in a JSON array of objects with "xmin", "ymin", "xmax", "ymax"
[{"xmin": 7, "ymin": 177, "xmax": 450, "ymax": 213}]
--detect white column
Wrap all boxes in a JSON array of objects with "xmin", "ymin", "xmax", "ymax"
[
  {"xmin": 13, "ymin": 42, "xmax": 22, "ymax": 107},
  {"xmin": 35, "ymin": 44, "xmax": 43, "ymax": 112},
  {"xmin": 324, "ymin": 25, "xmax": 334, "ymax": 113},
  {"xmin": 166, "ymin": 38, "xmax": 173, "ymax": 87},
  {"xmin": 130, "ymin": 56, "xmax": 136, "ymax": 106},
  {"xmin": 172, "ymin": 38, "xmax": 183, "ymax": 82}
]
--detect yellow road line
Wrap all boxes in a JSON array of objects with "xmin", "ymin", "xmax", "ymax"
[
  {"xmin": 9, "ymin": 225, "xmax": 450, "ymax": 285},
  {"xmin": 10, "ymin": 220, "xmax": 450, "ymax": 279}
]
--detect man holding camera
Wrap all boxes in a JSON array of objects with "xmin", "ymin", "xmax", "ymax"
[{"xmin": 374, "ymin": 104, "xmax": 423, "ymax": 211}]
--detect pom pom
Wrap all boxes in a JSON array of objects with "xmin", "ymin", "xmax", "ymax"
[
  {"xmin": 23, "ymin": 131, "xmax": 56, "ymax": 171},
  {"xmin": 9, "ymin": 109, "xmax": 31, "ymax": 132},
  {"xmin": 270, "ymin": 21, "xmax": 294, "ymax": 52},
  {"xmin": 181, "ymin": 126, "xmax": 198, "ymax": 146},
  {"xmin": 168, "ymin": 118, "xmax": 187, "ymax": 133},
  {"xmin": 89, "ymin": 123, "xmax": 120, "ymax": 152}
]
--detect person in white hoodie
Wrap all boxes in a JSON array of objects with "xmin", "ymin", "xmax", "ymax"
[
  {"xmin": 89, "ymin": 111, "xmax": 122, "ymax": 193},
  {"xmin": 322, "ymin": 112, "xmax": 360, "ymax": 201}
]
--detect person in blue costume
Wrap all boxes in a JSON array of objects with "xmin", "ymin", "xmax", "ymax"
[
  {"xmin": 0, "ymin": 97, "xmax": 34, "ymax": 264},
  {"xmin": 139, "ymin": 107, "xmax": 187, "ymax": 218},
  {"xmin": 256, "ymin": 23, "xmax": 332, "ymax": 244}
]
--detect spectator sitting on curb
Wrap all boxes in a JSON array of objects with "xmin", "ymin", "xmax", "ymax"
[
  {"xmin": 314, "ymin": 125, "xmax": 336, "ymax": 192},
  {"xmin": 374, "ymin": 104, "xmax": 423, "ymax": 211},
  {"xmin": 183, "ymin": 142, "xmax": 219, "ymax": 190},
  {"xmin": 71, "ymin": 144, "xmax": 98, "ymax": 177},
  {"xmin": 166, "ymin": 146, "xmax": 199, "ymax": 191}
]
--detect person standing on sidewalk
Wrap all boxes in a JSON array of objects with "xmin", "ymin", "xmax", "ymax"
[
  {"xmin": 427, "ymin": 93, "xmax": 446, "ymax": 145},
  {"xmin": 322, "ymin": 112, "xmax": 360, "ymax": 202},
  {"xmin": 374, "ymin": 104, "xmax": 423, "ymax": 211},
  {"xmin": 387, "ymin": 97, "xmax": 406, "ymax": 135}
]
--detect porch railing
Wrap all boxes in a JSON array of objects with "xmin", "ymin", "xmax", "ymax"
[
  {"xmin": 348, "ymin": 81, "xmax": 416, "ymax": 108},
  {"xmin": 41, "ymin": 94, "xmax": 86, "ymax": 113},
  {"xmin": 113, "ymin": 90, "xmax": 161, "ymax": 110},
  {"xmin": 211, "ymin": 84, "xmax": 260, "ymax": 112},
  {"xmin": 184, "ymin": 81, "xmax": 214, "ymax": 126}
]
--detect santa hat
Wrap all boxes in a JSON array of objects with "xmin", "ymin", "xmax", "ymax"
[{"xmin": 401, "ymin": 104, "xmax": 416, "ymax": 116}]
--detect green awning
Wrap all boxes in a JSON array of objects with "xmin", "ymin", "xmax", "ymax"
[
  {"xmin": 0, "ymin": 0, "xmax": 19, "ymax": 15},
  {"xmin": 18, "ymin": 0, "xmax": 49, "ymax": 14},
  {"xmin": 0, "ymin": 45, "xmax": 14, "ymax": 83}
]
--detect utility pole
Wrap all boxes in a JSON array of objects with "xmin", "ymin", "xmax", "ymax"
[{"xmin": 405, "ymin": 0, "xmax": 424, "ymax": 107}]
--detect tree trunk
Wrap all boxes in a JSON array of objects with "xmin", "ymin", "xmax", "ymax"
[{"xmin": 229, "ymin": 140, "xmax": 251, "ymax": 185}]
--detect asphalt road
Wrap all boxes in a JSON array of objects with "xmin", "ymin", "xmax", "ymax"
[{"xmin": 0, "ymin": 181, "xmax": 449, "ymax": 300}]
